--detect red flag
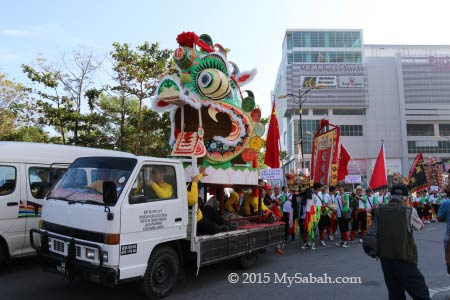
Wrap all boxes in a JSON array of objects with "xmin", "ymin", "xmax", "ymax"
[
  {"xmin": 337, "ymin": 144, "xmax": 351, "ymax": 182},
  {"xmin": 369, "ymin": 143, "xmax": 388, "ymax": 190},
  {"xmin": 264, "ymin": 100, "xmax": 280, "ymax": 168}
]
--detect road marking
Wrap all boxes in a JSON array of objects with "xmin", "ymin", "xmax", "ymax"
[
  {"xmin": 430, "ymin": 285, "xmax": 450, "ymax": 298},
  {"xmin": 424, "ymin": 228, "xmax": 438, "ymax": 231}
]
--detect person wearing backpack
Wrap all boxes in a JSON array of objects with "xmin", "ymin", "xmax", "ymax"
[{"xmin": 375, "ymin": 184, "xmax": 429, "ymax": 300}]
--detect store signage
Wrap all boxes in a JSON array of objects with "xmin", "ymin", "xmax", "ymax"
[
  {"xmin": 428, "ymin": 56, "xmax": 450, "ymax": 72},
  {"xmin": 301, "ymin": 76, "xmax": 336, "ymax": 88},
  {"xmin": 294, "ymin": 64, "xmax": 364, "ymax": 74},
  {"xmin": 339, "ymin": 76, "xmax": 365, "ymax": 88}
]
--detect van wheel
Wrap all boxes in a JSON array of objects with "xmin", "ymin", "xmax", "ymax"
[
  {"xmin": 239, "ymin": 253, "xmax": 258, "ymax": 269},
  {"xmin": 141, "ymin": 246, "xmax": 179, "ymax": 300},
  {"xmin": 0, "ymin": 244, "xmax": 6, "ymax": 268}
]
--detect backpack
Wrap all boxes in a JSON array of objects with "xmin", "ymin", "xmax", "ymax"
[{"xmin": 363, "ymin": 208, "xmax": 379, "ymax": 259}]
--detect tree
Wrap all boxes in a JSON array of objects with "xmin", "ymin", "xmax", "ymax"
[
  {"xmin": 110, "ymin": 42, "xmax": 175, "ymax": 154},
  {"xmin": 0, "ymin": 73, "xmax": 42, "ymax": 141},
  {"xmin": 22, "ymin": 48, "xmax": 101, "ymax": 145}
]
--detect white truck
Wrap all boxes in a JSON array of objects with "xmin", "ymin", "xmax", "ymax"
[
  {"xmin": 0, "ymin": 142, "xmax": 127, "ymax": 267},
  {"xmin": 30, "ymin": 153, "xmax": 284, "ymax": 299}
]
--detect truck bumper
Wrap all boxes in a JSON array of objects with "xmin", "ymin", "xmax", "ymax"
[{"xmin": 30, "ymin": 228, "xmax": 118, "ymax": 286}]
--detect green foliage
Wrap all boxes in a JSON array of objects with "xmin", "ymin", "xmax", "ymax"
[
  {"xmin": 110, "ymin": 42, "xmax": 175, "ymax": 154},
  {"xmin": 4, "ymin": 42, "xmax": 174, "ymax": 157}
]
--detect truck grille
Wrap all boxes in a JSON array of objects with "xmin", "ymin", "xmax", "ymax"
[
  {"xmin": 76, "ymin": 246, "xmax": 81, "ymax": 257},
  {"xmin": 53, "ymin": 240, "xmax": 65, "ymax": 253}
]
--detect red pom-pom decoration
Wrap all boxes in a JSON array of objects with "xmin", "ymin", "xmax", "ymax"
[{"xmin": 176, "ymin": 32, "xmax": 198, "ymax": 48}]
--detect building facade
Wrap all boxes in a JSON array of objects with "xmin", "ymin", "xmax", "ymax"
[{"xmin": 274, "ymin": 29, "xmax": 450, "ymax": 184}]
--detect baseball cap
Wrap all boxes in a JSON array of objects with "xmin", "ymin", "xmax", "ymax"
[
  {"xmin": 390, "ymin": 184, "xmax": 409, "ymax": 196},
  {"xmin": 265, "ymin": 184, "xmax": 272, "ymax": 190}
]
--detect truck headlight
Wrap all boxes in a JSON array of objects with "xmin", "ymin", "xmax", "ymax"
[
  {"xmin": 102, "ymin": 251, "xmax": 108, "ymax": 263},
  {"xmin": 48, "ymin": 238, "xmax": 52, "ymax": 248},
  {"xmin": 85, "ymin": 248, "xmax": 96, "ymax": 260}
]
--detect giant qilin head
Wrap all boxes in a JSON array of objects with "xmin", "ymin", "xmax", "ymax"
[{"xmin": 151, "ymin": 32, "xmax": 265, "ymax": 167}]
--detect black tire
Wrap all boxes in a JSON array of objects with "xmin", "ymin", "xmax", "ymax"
[
  {"xmin": 141, "ymin": 246, "xmax": 179, "ymax": 300},
  {"xmin": 239, "ymin": 253, "xmax": 258, "ymax": 269},
  {"xmin": 0, "ymin": 243, "xmax": 6, "ymax": 268}
]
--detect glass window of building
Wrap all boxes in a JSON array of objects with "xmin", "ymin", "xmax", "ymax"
[
  {"xmin": 408, "ymin": 140, "xmax": 450, "ymax": 154},
  {"xmin": 293, "ymin": 31, "xmax": 302, "ymax": 47},
  {"xmin": 333, "ymin": 109, "xmax": 365, "ymax": 115},
  {"xmin": 287, "ymin": 53, "xmax": 293, "ymax": 64},
  {"xmin": 352, "ymin": 32, "xmax": 361, "ymax": 47},
  {"xmin": 439, "ymin": 124, "xmax": 450, "ymax": 137},
  {"xmin": 406, "ymin": 124, "xmax": 434, "ymax": 136},
  {"xmin": 313, "ymin": 109, "xmax": 328, "ymax": 116},
  {"xmin": 310, "ymin": 32, "xmax": 319, "ymax": 47},
  {"xmin": 286, "ymin": 33, "xmax": 293, "ymax": 49},
  {"xmin": 340, "ymin": 125, "xmax": 363, "ymax": 136},
  {"xmin": 296, "ymin": 120, "xmax": 320, "ymax": 154},
  {"xmin": 328, "ymin": 32, "xmax": 336, "ymax": 47}
]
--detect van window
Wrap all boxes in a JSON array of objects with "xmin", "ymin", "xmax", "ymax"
[
  {"xmin": 129, "ymin": 165, "xmax": 177, "ymax": 204},
  {"xmin": 29, "ymin": 167, "xmax": 51, "ymax": 199},
  {"xmin": 0, "ymin": 166, "xmax": 16, "ymax": 196}
]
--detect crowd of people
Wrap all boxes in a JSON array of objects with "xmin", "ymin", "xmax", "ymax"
[{"xmin": 191, "ymin": 178, "xmax": 450, "ymax": 253}]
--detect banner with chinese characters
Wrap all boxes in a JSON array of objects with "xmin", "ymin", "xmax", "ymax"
[
  {"xmin": 310, "ymin": 121, "xmax": 340, "ymax": 186},
  {"xmin": 408, "ymin": 152, "xmax": 429, "ymax": 192}
]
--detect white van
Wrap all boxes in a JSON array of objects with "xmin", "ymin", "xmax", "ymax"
[{"xmin": 0, "ymin": 142, "xmax": 130, "ymax": 266}]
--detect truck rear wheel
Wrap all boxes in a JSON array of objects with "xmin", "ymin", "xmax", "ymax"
[
  {"xmin": 239, "ymin": 253, "xmax": 258, "ymax": 269},
  {"xmin": 141, "ymin": 246, "xmax": 179, "ymax": 299}
]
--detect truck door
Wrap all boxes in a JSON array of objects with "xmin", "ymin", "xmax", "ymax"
[
  {"xmin": 119, "ymin": 164, "xmax": 185, "ymax": 279},
  {"xmin": 23, "ymin": 164, "xmax": 53, "ymax": 254},
  {"xmin": 0, "ymin": 163, "xmax": 24, "ymax": 257}
]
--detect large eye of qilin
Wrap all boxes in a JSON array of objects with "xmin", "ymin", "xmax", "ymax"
[{"xmin": 196, "ymin": 68, "xmax": 231, "ymax": 100}]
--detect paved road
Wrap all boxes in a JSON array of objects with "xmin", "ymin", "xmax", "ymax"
[{"xmin": 1, "ymin": 222, "xmax": 449, "ymax": 300}]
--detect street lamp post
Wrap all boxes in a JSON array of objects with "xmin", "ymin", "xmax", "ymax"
[{"xmin": 279, "ymin": 85, "xmax": 324, "ymax": 170}]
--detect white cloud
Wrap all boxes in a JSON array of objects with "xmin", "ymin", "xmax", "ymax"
[
  {"xmin": 0, "ymin": 24, "xmax": 63, "ymax": 40},
  {"xmin": 0, "ymin": 29, "xmax": 34, "ymax": 38}
]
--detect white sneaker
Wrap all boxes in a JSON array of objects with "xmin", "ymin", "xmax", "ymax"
[
  {"xmin": 359, "ymin": 238, "xmax": 363, "ymax": 243},
  {"xmin": 336, "ymin": 241, "xmax": 344, "ymax": 246},
  {"xmin": 301, "ymin": 243, "xmax": 309, "ymax": 250},
  {"xmin": 311, "ymin": 243, "xmax": 316, "ymax": 250},
  {"xmin": 342, "ymin": 241, "xmax": 350, "ymax": 248},
  {"xmin": 328, "ymin": 236, "xmax": 334, "ymax": 241},
  {"xmin": 321, "ymin": 240, "xmax": 326, "ymax": 247}
]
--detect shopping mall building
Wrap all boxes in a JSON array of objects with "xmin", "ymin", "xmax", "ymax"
[{"xmin": 274, "ymin": 29, "xmax": 450, "ymax": 183}]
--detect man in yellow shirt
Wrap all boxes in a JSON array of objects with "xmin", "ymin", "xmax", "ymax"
[
  {"xmin": 225, "ymin": 188, "xmax": 243, "ymax": 213},
  {"xmin": 187, "ymin": 167, "xmax": 206, "ymax": 223},
  {"xmin": 145, "ymin": 166, "xmax": 173, "ymax": 198}
]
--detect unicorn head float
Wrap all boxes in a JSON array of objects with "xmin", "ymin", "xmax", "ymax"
[{"xmin": 150, "ymin": 32, "xmax": 266, "ymax": 185}]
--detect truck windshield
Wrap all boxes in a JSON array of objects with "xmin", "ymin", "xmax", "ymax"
[{"xmin": 47, "ymin": 157, "xmax": 137, "ymax": 206}]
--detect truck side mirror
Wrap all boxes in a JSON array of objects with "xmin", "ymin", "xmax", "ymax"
[{"xmin": 103, "ymin": 181, "xmax": 117, "ymax": 205}]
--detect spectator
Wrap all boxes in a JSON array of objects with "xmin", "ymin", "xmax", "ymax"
[
  {"xmin": 375, "ymin": 184, "xmax": 429, "ymax": 300},
  {"xmin": 437, "ymin": 193, "xmax": 450, "ymax": 275}
]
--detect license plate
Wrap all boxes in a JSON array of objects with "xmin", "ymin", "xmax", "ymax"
[{"xmin": 55, "ymin": 261, "xmax": 69, "ymax": 276}]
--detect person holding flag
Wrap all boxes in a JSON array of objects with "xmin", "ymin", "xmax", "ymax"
[{"xmin": 303, "ymin": 182, "xmax": 323, "ymax": 250}]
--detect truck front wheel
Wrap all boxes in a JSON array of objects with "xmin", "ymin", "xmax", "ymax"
[{"xmin": 141, "ymin": 246, "xmax": 180, "ymax": 299}]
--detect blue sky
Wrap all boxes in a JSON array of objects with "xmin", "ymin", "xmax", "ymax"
[{"xmin": 1, "ymin": 0, "xmax": 450, "ymax": 117}]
